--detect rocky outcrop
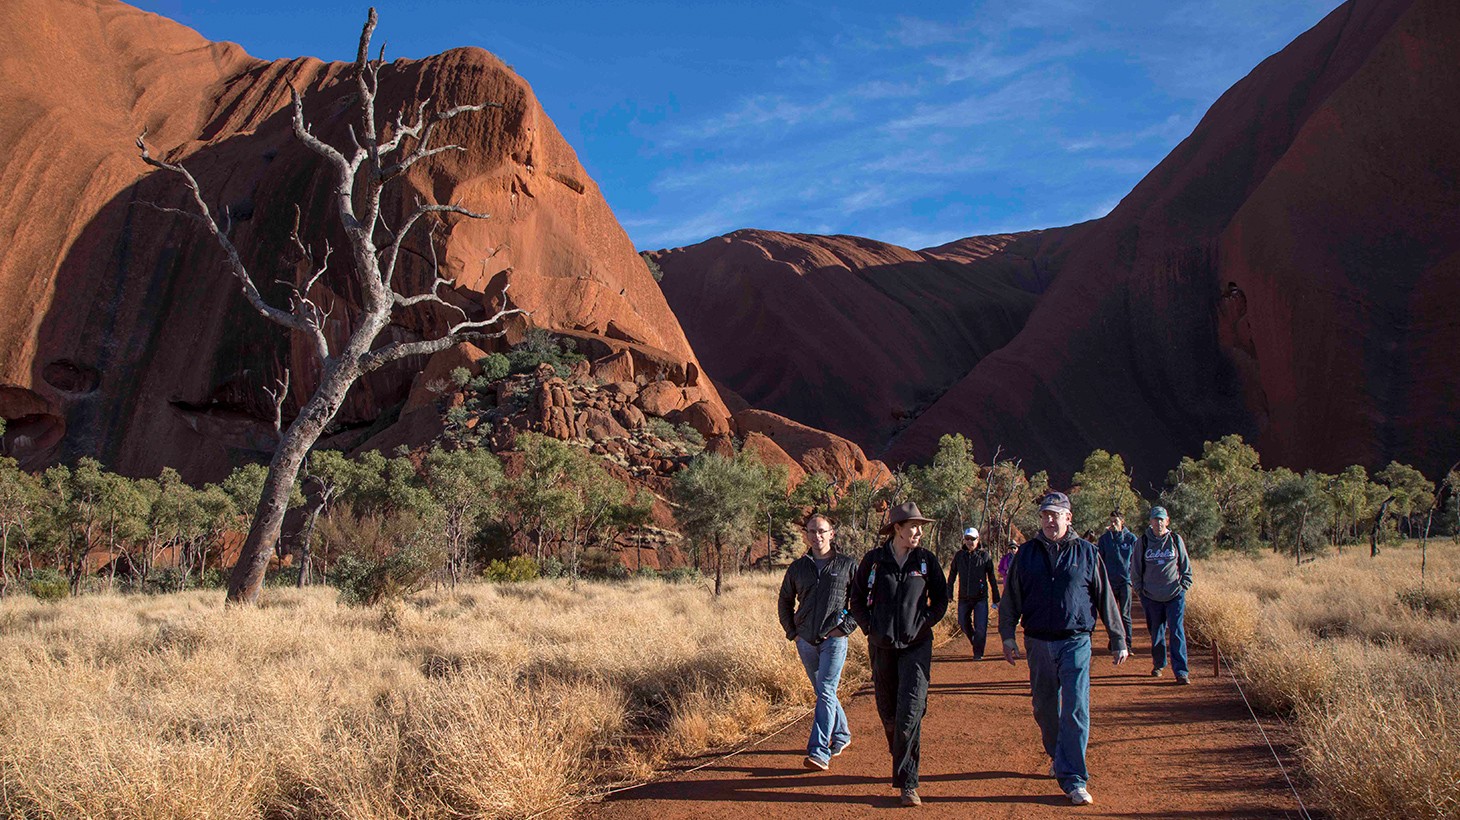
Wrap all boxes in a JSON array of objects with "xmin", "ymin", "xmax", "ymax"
[
  {"xmin": 890, "ymin": 0, "xmax": 1460, "ymax": 483},
  {"xmin": 0, "ymin": 0, "xmax": 723, "ymax": 480},
  {"xmin": 734, "ymin": 409, "xmax": 890, "ymax": 488},
  {"xmin": 659, "ymin": 0, "xmax": 1460, "ymax": 485},
  {"xmin": 654, "ymin": 229, "xmax": 1069, "ymax": 453}
]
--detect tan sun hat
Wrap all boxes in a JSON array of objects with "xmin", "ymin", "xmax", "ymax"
[{"xmin": 878, "ymin": 501, "xmax": 936, "ymax": 536}]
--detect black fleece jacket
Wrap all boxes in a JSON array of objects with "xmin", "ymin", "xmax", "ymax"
[
  {"xmin": 777, "ymin": 551, "xmax": 858, "ymax": 644},
  {"xmin": 850, "ymin": 542, "xmax": 949, "ymax": 649}
]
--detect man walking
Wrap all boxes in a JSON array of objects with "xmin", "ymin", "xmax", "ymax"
[
  {"xmin": 851, "ymin": 502, "xmax": 949, "ymax": 807},
  {"xmin": 947, "ymin": 526, "xmax": 1000, "ymax": 659},
  {"xmin": 1000, "ymin": 492, "xmax": 1128, "ymax": 806},
  {"xmin": 1096, "ymin": 512, "xmax": 1137, "ymax": 650},
  {"xmin": 778, "ymin": 513, "xmax": 858, "ymax": 771},
  {"xmin": 1132, "ymin": 506, "xmax": 1194, "ymax": 684}
]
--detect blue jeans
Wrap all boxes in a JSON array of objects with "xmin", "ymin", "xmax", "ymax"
[
  {"xmin": 795, "ymin": 636, "xmax": 851, "ymax": 763},
  {"xmin": 957, "ymin": 600, "xmax": 990, "ymax": 657},
  {"xmin": 1141, "ymin": 593, "xmax": 1188, "ymax": 676},
  {"xmin": 1025, "ymin": 633, "xmax": 1092, "ymax": 793}
]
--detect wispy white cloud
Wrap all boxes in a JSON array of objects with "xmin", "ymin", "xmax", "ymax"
[{"xmin": 886, "ymin": 70, "xmax": 1072, "ymax": 131}]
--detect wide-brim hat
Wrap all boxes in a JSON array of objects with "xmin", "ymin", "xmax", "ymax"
[{"xmin": 879, "ymin": 501, "xmax": 936, "ymax": 536}]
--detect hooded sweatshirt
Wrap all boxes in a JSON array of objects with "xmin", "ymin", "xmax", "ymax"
[{"xmin": 1132, "ymin": 529, "xmax": 1193, "ymax": 603}]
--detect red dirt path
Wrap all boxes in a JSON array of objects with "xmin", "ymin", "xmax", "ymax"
[{"xmin": 588, "ymin": 623, "xmax": 1308, "ymax": 819}]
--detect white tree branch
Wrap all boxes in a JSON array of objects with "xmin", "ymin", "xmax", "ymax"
[
  {"xmin": 135, "ymin": 133, "xmax": 312, "ymax": 340},
  {"xmin": 358, "ymin": 300, "xmax": 529, "ymax": 373}
]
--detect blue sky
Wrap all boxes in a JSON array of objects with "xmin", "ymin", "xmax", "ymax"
[{"xmin": 133, "ymin": 1, "xmax": 1342, "ymax": 251}]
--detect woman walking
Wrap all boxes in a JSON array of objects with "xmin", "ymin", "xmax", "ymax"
[{"xmin": 851, "ymin": 502, "xmax": 949, "ymax": 807}]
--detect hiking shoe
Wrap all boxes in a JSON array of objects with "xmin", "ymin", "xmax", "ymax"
[
  {"xmin": 803, "ymin": 755, "xmax": 829, "ymax": 771},
  {"xmin": 1176, "ymin": 674, "xmax": 1191, "ymax": 685},
  {"xmin": 973, "ymin": 653, "xmax": 984, "ymax": 660},
  {"xmin": 831, "ymin": 738, "xmax": 851, "ymax": 757},
  {"xmin": 900, "ymin": 787, "xmax": 922, "ymax": 807},
  {"xmin": 1067, "ymin": 786, "xmax": 1094, "ymax": 805},
  {"xmin": 1151, "ymin": 667, "xmax": 1164, "ymax": 678}
]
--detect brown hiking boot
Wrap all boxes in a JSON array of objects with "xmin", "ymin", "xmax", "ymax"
[{"xmin": 900, "ymin": 787, "xmax": 921, "ymax": 807}]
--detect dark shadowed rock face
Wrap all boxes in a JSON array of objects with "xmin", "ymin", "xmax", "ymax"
[
  {"xmin": 662, "ymin": 0, "xmax": 1460, "ymax": 485},
  {"xmin": 654, "ymin": 228, "xmax": 1078, "ymax": 454},
  {"xmin": 0, "ymin": 0, "xmax": 722, "ymax": 480}
]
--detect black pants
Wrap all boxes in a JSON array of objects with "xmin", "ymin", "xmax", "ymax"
[
  {"xmin": 868, "ymin": 639, "xmax": 932, "ymax": 789},
  {"xmin": 1112, "ymin": 582, "xmax": 1133, "ymax": 648}
]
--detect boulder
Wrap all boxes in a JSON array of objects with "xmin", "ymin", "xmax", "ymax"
[
  {"xmin": 636, "ymin": 380, "xmax": 697, "ymax": 417},
  {"xmin": 614, "ymin": 403, "xmax": 647, "ymax": 431},
  {"xmin": 676, "ymin": 400, "xmax": 731, "ymax": 438},
  {"xmin": 580, "ymin": 407, "xmax": 628, "ymax": 442},
  {"xmin": 590, "ymin": 350, "xmax": 635, "ymax": 384},
  {"xmin": 532, "ymin": 378, "xmax": 579, "ymax": 440},
  {"xmin": 741, "ymin": 432, "xmax": 807, "ymax": 486}
]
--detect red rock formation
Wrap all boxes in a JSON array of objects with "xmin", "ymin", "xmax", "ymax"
[
  {"xmin": 734, "ymin": 409, "xmax": 890, "ymax": 488},
  {"xmin": 654, "ymin": 229, "xmax": 1071, "ymax": 453},
  {"xmin": 661, "ymin": 0, "xmax": 1460, "ymax": 484},
  {"xmin": 892, "ymin": 0, "xmax": 1460, "ymax": 483},
  {"xmin": 0, "ymin": 0, "xmax": 723, "ymax": 480}
]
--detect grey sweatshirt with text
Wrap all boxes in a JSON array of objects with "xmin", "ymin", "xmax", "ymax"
[{"xmin": 1131, "ymin": 530, "xmax": 1192, "ymax": 603}]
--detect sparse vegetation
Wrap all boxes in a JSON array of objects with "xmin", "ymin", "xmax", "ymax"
[
  {"xmin": 0, "ymin": 574, "xmax": 863, "ymax": 818},
  {"xmin": 1186, "ymin": 544, "xmax": 1460, "ymax": 819}
]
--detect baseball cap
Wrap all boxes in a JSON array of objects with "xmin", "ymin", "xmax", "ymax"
[
  {"xmin": 962, "ymin": 526, "xmax": 979, "ymax": 539},
  {"xmin": 1148, "ymin": 506, "xmax": 1169, "ymax": 520},
  {"xmin": 1038, "ymin": 492, "xmax": 1071, "ymax": 513}
]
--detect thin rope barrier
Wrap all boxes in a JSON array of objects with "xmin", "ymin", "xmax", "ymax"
[
  {"xmin": 1214, "ymin": 642, "xmax": 1313, "ymax": 820},
  {"xmin": 521, "ymin": 702, "xmax": 816, "ymax": 820}
]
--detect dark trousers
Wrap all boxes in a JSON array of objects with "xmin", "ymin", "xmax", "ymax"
[
  {"xmin": 956, "ymin": 599, "xmax": 990, "ymax": 657},
  {"xmin": 868, "ymin": 639, "xmax": 932, "ymax": 789},
  {"xmin": 1112, "ymin": 582, "xmax": 1133, "ymax": 649}
]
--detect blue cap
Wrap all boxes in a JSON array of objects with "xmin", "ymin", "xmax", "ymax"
[
  {"xmin": 1148, "ymin": 506, "xmax": 1169, "ymax": 520},
  {"xmin": 1038, "ymin": 492, "xmax": 1071, "ymax": 513}
]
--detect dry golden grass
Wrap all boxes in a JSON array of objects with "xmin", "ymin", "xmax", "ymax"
[
  {"xmin": 0, "ymin": 573, "xmax": 862, "ymax": 819},
  {"xmin": 1188, "ymin": 542, "xmax": 1460, "ymax": 819}
]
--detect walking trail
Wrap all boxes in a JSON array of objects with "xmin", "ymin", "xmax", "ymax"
[{"xmin": 588, "ymin": 620, "xmax": 1307, "ymax": 819}]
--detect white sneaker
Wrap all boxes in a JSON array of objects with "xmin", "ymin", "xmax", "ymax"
[{"xmin": 1067, "ymin": 786, "xmax": 1094, "ymax": 806}]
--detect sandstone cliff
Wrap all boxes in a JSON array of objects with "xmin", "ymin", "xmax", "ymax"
[
  {"xmin": 0, "ymin": 0, "xmax": 727, "ymax": 480},
  {"xmin": 661, "ymin": 0, "xmax": 1460, "ymax": 484}
]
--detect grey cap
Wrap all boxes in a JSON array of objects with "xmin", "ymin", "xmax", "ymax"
[{"xmin": 1038, "ymin": 491, "xmax": 1072, "ymax": 513}]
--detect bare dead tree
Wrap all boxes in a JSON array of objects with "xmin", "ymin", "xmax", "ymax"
[{"xmin": 137, "ymin": 8, "xmax": 525, "ymax": 604}]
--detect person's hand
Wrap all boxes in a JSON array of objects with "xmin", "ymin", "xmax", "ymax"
[
  {"xmin": 1003, "ymin": 641, "xmax": 1020, "ymax": 666},
  {"xmin": 1113, "ymin": 649, "xmax": 1129, "ymax": 666}
]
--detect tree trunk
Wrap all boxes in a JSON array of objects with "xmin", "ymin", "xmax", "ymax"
[
  {"xmin": 226, "ymin": 359, "xmax": 360, "ymax": 604},
  {"xmin": 713, "ymin": 535, "xmax": 723, "ymax": 597}
]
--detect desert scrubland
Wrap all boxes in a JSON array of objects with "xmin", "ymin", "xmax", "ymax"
[
  {"xmin": 0, "ymin": 575, "xmax": 865, "ymax": 819},
  {"xmin": 1186, "ymin": 541, "xmax": 1460, "ymax": 820}
]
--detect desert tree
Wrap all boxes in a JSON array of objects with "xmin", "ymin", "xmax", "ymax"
[
  {"xmin": 0, "ymin": 456, "xmax": 41, "ymax": 598},
  {"xmin": 1069, "ymin": 449, "xmax": 1144, "ymax": 538},
  {"xmin": 673, "ymin": 450, "xmax": 777, "ymax": 596},
  {"xmin": 420, "ymin": 447, "xmax": 503, "ymax": 588},
  {"xmin": 136, "ymin": 8, "xmax": 524, "ymax": 603},
  {"xmin": 908, "ymin": 434, "xmax": 982, "ymax": 560}
]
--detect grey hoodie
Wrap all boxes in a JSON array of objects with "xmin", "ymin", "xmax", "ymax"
[{"xmin": 1132, "ymin": 529, "xmax": 1192, "ymax": 603}]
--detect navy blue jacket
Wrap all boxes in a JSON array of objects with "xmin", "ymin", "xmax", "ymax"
[
  {"xmin": 1096, "ymin": 528, "xmax": 1137, "ymax": 586},
  {"xmin": 997, "ymin": 530, "xmax": 1126, "ymax": 652}
]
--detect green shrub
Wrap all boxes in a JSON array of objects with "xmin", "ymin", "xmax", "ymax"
[
  {"xmin": 634, "ymin": 566, "xmax": 662, "ymax": 581},
  {"xmin": 268, "ymin": 566, "xmax": 302, "ymax": 588},
  {"xmin": 145, "ymin": 568, "xmax": 188, "ymax": 594},
  {"xmin": 483, "ymin": 555, "xmax": 541, "ymax": 583},
  {"xmin": 644, "ymin": 417, "xmax": 676, "ymax": 442},
  {"xmin": 675, "ymin": 423, "xmax": 706, "ymax": 451},
  {"xmin": 641, "ymin": 252, "xmax": 664, "ymax": 282},
  {"xmin": 26, "ymin": 569, "xmax": 69, "ymax": 602},
  {"xmin": 330, "ymin": 548, "xmax": 438, "ymax": 606},
  {"xmin": 478, "ymin": 353, "xmax": 510, "ymax": 381},
  {"xmin": 537, "ymin": 556, "xmax": 567, "ymax": 579},
  {"xmin": 467, "ymin": 376, "xmax": 494, "ymax": 394},
  {"xmin": 198, "ymin": 568, "xmax": 227, "ymax": 589},
  {"xmin": 506, "ymin": 328, "xmax": 586, "ymax": 377},
  {"xmin": 664, "ymin": 566, "xmax": 702, "ymax": 584},
  {"xmin": 449, "ymin": 366, "xmax": 472, "ymax": 388}
]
